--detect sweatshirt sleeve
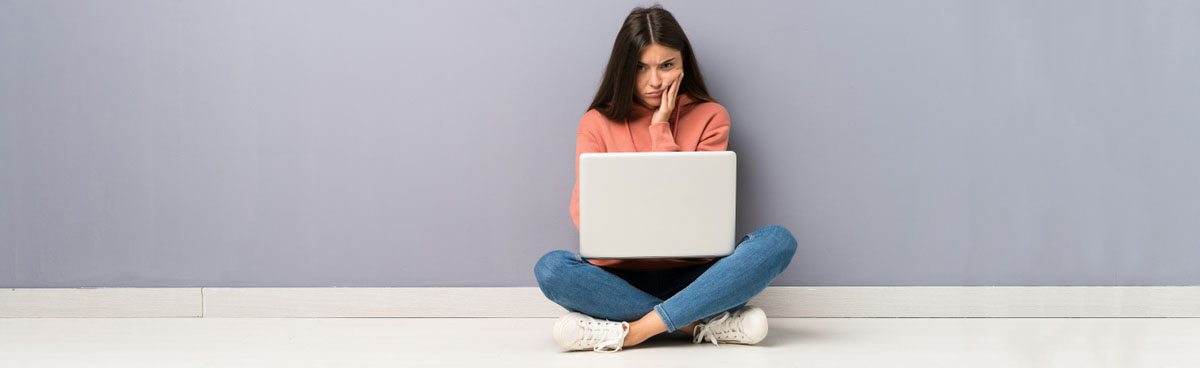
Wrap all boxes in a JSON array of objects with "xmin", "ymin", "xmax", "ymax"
[
  {"xmin": 697, "ymin": 106, "xmax": 731, "ymax": 151},
  {"xmin": 570, "ymin": 114, "xmax": 605, "ymax": 231},
  {"xmin": 649, "ymin": 105, "xmax": 731, "ymax": 152},
  {"xmin": 648, "ymin": 121, "xmax": 682, "ymax": 151}
]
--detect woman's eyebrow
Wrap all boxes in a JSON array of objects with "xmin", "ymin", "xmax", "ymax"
[{"xmin": 637, "ymin": 57, "xmax": 679, "ymax": 65}]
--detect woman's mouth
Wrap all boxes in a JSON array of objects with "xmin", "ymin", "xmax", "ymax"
[{"xmin": 647, "ymin": 89, "xmax": 664, "ymax": 97}]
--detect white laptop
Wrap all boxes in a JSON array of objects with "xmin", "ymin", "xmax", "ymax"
[{"xmin": 579, "ymin": 151, "xmax": 737, "ymax": 259}]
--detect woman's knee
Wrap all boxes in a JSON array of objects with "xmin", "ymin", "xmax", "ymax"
[
  {"xmin": 534, "ymin": 250, "xmax": 577, "ymax": 289},
  {"xmin": 758, "ymin": 225, "xmax": 798, "ymax": 261}
]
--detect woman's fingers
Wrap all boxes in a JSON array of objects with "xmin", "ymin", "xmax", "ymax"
[
  {"xmin": 666, "ymin": 74, "xmax": 680, "ymax": 110},
  {"xmin": 663, "ymin": 86, "xmax": 672, "ymax": 112},
  {"xmin": 671, "ymin": 73, "xmax": 683, "ymax": 107},
  {"xmin": 655, "ymin": 73, "xmax": 684, "ymax": 122},
  {"xmin": 660, "ymin": 81, "xmax": 670, "ymax": 108}
]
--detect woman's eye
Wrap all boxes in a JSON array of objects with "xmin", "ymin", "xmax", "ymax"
[
  {"xmin": 636, "ymin": 65, "xmax": 645, "ymax": 71},
  {"xmin": 662, "ymin": 62, "xmax": 674, "ymax": 68}
]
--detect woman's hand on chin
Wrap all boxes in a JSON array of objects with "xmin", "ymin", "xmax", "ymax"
[{"xmin": 652, "ymin": 71, "xmax": 683, "ymax": 124}]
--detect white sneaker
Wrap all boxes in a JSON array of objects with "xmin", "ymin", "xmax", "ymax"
[
  {"xmin": 553, "ymin": 312, "xmax": 630, "ymax": 352},
  {"xmin": 692, "ymin": 306, "xmax": 769, "ymax": 346}
]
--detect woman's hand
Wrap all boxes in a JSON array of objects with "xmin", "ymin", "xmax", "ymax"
[{"xmin": 651, "ymin": 71, "xmax": 683, "ymax": 124}]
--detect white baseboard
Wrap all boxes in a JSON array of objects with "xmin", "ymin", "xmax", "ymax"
[
  {"xmin": 2, "ymin": 287, "xmax": 1198, "ymax": 318},
  {"xmin": 0, "ymin": 288, "xmax": 202, "ymax": 317}
]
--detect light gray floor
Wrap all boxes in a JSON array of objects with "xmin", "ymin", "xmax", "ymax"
[{"xmin": 1, "ymin": 317, "xmax": 1197, "ymax": 367}]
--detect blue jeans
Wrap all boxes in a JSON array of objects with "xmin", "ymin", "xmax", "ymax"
[{"xmin": 534, "ymin": 224, "xmax": 797, "ymax": 332}]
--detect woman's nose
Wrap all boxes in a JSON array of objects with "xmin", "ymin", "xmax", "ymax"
[{"xmin": 649, "ymin": 71, "xmax": 661, "ymax": 87}]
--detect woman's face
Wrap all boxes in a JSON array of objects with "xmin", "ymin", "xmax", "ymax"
[{"xmin": 634, "ymin": 43, "xmax": 684, "ymax": 109}]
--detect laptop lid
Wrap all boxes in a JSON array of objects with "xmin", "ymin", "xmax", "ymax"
[{"xmin": 579, "ymin": 151, "xmax": 737, "ymax": 259}]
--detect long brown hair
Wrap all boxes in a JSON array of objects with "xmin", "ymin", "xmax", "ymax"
[{"xmin": 588, "ymin": 5, "xmax": 715, "ymax": 122}]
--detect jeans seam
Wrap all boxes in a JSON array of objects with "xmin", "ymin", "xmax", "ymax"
[{"xmin": 654, "ymin": 304, "xmax": 677, "ymax": 332}]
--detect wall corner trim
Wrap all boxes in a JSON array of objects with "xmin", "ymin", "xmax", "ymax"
[{"xmin": 2, "ymin": 286, "xmax": 1197, "ymax": 318}]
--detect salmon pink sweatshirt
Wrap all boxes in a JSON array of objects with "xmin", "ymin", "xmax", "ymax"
[{"xmin": 571, "ymin": 94, "xmax": 732, "ymax": 271}]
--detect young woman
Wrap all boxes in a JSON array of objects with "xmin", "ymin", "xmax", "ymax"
[{"xmin": 534, "ymin": 5, "xmax": 797, "ymax": 352}]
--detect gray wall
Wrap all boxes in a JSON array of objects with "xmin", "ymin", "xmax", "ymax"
[{"xmin": 2, "ymin": 1, "xmax": 1198, "ymax": 287}]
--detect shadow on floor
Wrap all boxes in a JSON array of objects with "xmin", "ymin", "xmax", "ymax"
[{"xmin": 628, "ymin": 322, "xmax": 820, "ymax": 350}]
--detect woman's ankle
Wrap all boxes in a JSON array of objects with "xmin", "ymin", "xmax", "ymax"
[
  {"xmin": 680, "ymin": 321, "xmax": 701, "ymax": 336},
  {"xmin": 622, "ymin": 310, "xmax": 669, "ymax": 347}
]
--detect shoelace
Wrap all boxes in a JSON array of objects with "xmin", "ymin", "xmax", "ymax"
[
  {"xmin": 692, "ymin": 311, "xmax": 744, "ymax": 346},
  {"xmin": 579, "ymin": 320, "xmax": 629, "ymax": 352}
]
